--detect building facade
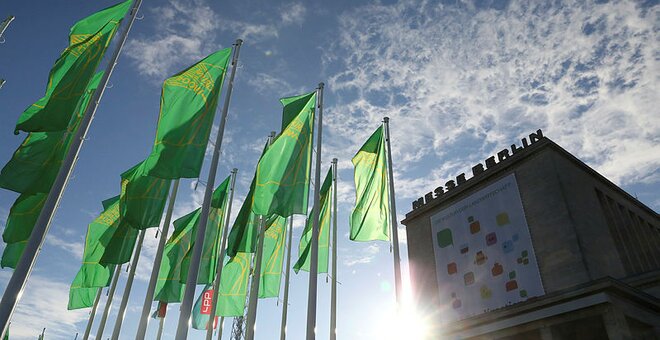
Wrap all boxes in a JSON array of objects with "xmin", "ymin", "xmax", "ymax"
[{"xmin": 402, "ymin": 131, "xmax": 660, "ymax": 339}]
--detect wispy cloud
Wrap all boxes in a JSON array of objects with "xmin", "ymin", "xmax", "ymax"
[
  {"xmin": 280, "ymin": 2, "xmax": 307, "ymax": 26},
  {"xmin": 126, "ymin": 0, "xmax": 311, "ymax": 81},
  {"xmin": 46, "ymin": 233, "xmax": 84, "ymax": 261},
  {"xmin": 325, "ymin": 0, "xmax": 659, "ymax": 198},
  {"xmin": 343, "ymin": 243, "xmax": 381, "ymax": 267},
  {"xmin": 0, "ymin": 272, "xmax": 88, "ymax": 339},
  {"xmin": 125, "ymin": 0, "xmax": 224, "ymax": 80}
]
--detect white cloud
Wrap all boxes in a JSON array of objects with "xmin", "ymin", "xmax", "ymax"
[
  {"xmin": 280, "ymin": 2, "xmax": 307, "ymax": 26},
  {"xmin": 325, "ymin": 0, "xmax": 660, "ymax": 199},
  {"xmin": 0, "ymin": 272, "xmax": 88, "ymax": 339},
  {"xmin": 46, "ymin": 234, "xmax": 84, "ymax": 261},
  {"xmin": 125, "ymin": 0, "xmax": 224, "ymax": 80},
  {"xmin": 343, "ymin": 243, "xmax": 381, "ymax": 267}
]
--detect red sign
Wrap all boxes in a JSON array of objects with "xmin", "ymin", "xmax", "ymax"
[{"xmin": 200, "ymin": 289, "xmax": 214, "ymax": 315}]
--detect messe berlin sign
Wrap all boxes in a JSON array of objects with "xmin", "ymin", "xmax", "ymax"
[{"xmin": 430, "ymin": 173, "xmax": 544, "ymax": 321}]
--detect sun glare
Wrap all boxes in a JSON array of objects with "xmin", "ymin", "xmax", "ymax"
[{"xmin": 373, "ymin": 304, "xmax": 431, "ymax": 340}]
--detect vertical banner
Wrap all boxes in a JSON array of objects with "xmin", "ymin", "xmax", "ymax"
[{"xmin": 430, "ymin": 174, "xmax": 544, "ymax": 321}]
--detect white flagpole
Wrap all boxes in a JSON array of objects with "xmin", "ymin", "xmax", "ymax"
[
  {"xmin": 330, "ymin": 158, "xmax": 338, "ymax": 340},
  {"xmin": 245, "ymin": 132, "xmax": 276, "ymax": 340},
  {"xmin": 216, "ymin": 316, "xmax": 225, "ymax": 339},
  {"xmin": 305, "ymin": 82, "xmax": 324, "ymax": 340},
  {"xmin": 206, "ymin": 168, "xmax": 238, "ymax": 340},
  {"xmin": 382, "ymin": 117, "xmax": 402, "ymax": 306},
  {"xmin": 111, "ymin": 229, "xmax": 146, "ymax": 339},
  {"xmin": 279, "ymin": 216, "xmax": 294, "ymax": 340},
  {"xmin": 0, "ymin": 15, "xmax": 15, "ymax": 41},
  {"xmin": 155, "ymin": 315, "xmax": 165, "ymax": 340},
  {"xmin": 81, "ymin": 288, "xmax": 102, "ymax": 340},
  {"xmin": 175, "ymin": 39, "xmax": 243, "ymax": 339},
  {"xmin": 135, "ymin": 179, "xmax": 180, "ymax": 340},
  {"xmin": 0, "ymin": 1, "xmax": 143, "ymax": 336},
  {"xmin": 94, "ymin": 264, "xmax": 123, "ymax": 340}
]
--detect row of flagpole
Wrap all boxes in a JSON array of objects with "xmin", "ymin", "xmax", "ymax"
[{"xmin": 0, "ymin": 1, "xmax": 405, "ymax": 339}]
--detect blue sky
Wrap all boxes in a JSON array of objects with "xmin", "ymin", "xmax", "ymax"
[{"xmin": 0, "ymin": 0, "xmax": 658, "ymax": 339}]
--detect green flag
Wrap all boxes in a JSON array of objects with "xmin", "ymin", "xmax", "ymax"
[
  {"xmin": 99, "ymin": 219, "xmax": 138, "ymax": 265},
  {"xmin": 154, "ymin": 209, "xmax": 195, "ymax": 302},
  {"xmin": 2, "ymin": 193, "xmax": 46, "ymax": 245},
  {"xmin": 0, "ymin": 193, "xmax": 47, "ymax": 268},
  {"xmin": 154, "ymin": 179, "xmax": 230, "ymax": 300},
  {"xmin": 279, "ymin": 92, "xmax": 315, "ymax": 131},
  {"xmin": 216, "ymin": 252, "xmax": 251, "ymax": 316},
  {"xmin": 252, "ymin": 91, "xmax": 315, "ymax": 217},
  {"xmin": 192, "ymin": 284, "xmax": 218, "ymax": 330},
  {"xmin": 66, "ymin": 195, "xmax": 124, "ymax": 307},
  {"xmin": 0, "ymin": 243, "xmax": 25, "ymax": 269},
  {"xmin": 177, "ymin": 209, "xmax": 222, "ymax": 285},
  {"xmin": 74, "ymin": 197, "xmax": 122, "ymax": 286},
  {"xmin": 0, "ymin": 71, "xmax": 104, "ymax": 194},
  {"xmin": 349, "ymin": 126, "xmax": 390, "ymax": 242},
  {"xmin": 119, "ymin": 161, "xmax": 171, "ymax": 229},
  {"xmin": 14, "ymin": 1, "xmax": 130, "ymax": 133},
  {"xmin": 294, "ymin": 168, "xmax": 332, "ymax": 273},
  {"xmin": 68, "ymin": 281, "xmax": 103, "ymax": 310},
  {"xmin": 142, "ymin": 48, "xmax": 232, "ymax": 179},
  {"xmin": 226, "ymin": 143, "xmax": 268, "ymax": 257},
  {"xmin": 259, "ymin": 215, "xmax": 287, "ymax": 298}
]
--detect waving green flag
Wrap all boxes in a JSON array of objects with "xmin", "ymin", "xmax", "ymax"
[
  {"xmin": 14, "ymin": 1, "xmax": 130, "ymax": 133},
  {"xmin": 0, "ymin": 193, "xmax": 46, "ymax": 268},
  {"xmin": 68, "ymin": 286, "xmax": 101, "ymax": 310},
  {"xmin": 74, "ymin": 197, "xmax": 123, "ymax": 285},
  {"xmin": 119, "ymin": 161, "xmax": 171, "ymax": 229},
  {"xmin": 349, "ymin": 126, "xmax": 390, "ymax": 242},
  {"xmin": 2, "ymin": 193, "xmax": 46, "ymax": 245},
  {"xmin": 142, "ymin": 48, "xmax": 232, "ymax": 179},
  {"xmin": 154, "ymin": 210, "xmax": 195, "ymax": 303},
  {"xmin": 180, "ymin": 177, "xmax": 230, "ymax": 284},
  {"xmin": 66, "ymin": 196, "xmax": 122, "ymax": 308},
  {"xmin": 1, "ymin": 71, "xmax": 104, "ymax": 194},
  {"xmin": 252, "ymin": 91, "xmax": 315, "ymax": 217},
  {"xmin": 294, "ymin": 168, "xmax": 332, "ymax": 273},
  {"xmin": 258, "ymin": 215, "xmax": 287, "ymax": 298},
  {"xmin": 226, "ymin": 143, "xmax": 268, "ymax": 257},
  {"xmin": 154, "ymin": 178, "xmax": 230, "ymax": 301},
  {"xmin": 216, "ymin": 252, "xmax": 251, "ymax": 316}
]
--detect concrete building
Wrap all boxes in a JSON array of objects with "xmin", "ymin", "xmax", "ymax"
[{"xmin": 402, "ymin": 130, "xmax": 660, "ymax": 340}]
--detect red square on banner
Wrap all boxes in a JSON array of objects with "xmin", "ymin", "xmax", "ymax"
[{"xmin": 200, "ymin": 289, "xmax": 215, "ymax": 315}]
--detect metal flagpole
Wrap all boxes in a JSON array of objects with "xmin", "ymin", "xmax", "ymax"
[
  {"xmin": 95, "ymin": 264, "xmax": 123, "ymax": 340},
  {"xmin": 245, "ymin": 132, "xmax": 276, "ymax": 340},
  {"xmin": 330, "ymin": 158, "xmax": 338, "ymax": 340},
  {"xmin": 382, "ymin": 117, "xmax": 402, "ymax": 306},
  {"xmin": 155, "ymin": 316, "xmax": 165, "ymax": 340},
  {"xmin": 111, "ymin": 229, "xmax": 146, "ymax": 339},
  {"xmin": 0, "ymin": 1, "xmax": 143, "ymax": 336},
  {"xmin": 135, "ymin": 179, "xmax": 180, "ymax": 340},
  {"xmin": 245, "ymin": 216, "xmax": 265, "ymax": 340},
  {"xmin": 82, "ymin": 289, "xmax": 103, "ymax": 340},
  {"xmin": 279, "ymin": 216, "xmax": 294, "ymax": 340},
  {"xmin": 305, "ymin": 82, "xmax": 325, "ymax": 340},
  {"xmin": 175, "ymin": 38, "xmax": 243, "ymax": 339},
  {"xmin": 206, "ymin": 168, "xmax": 238, "ymax": 340},
  {"xmin": 216, "ymin": 316, "xmax": 224, "ymax": 340},
  {"xmin": 0, "ymin": 15, "xmax": 15, "ymax": 41}
]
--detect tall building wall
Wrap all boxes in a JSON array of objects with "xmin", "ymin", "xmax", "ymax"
[{"xmin": 402, "ymin": 135, "xmax": 660, "ymax": 337}]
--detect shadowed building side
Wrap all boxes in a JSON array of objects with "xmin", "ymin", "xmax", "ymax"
[{"xmin": 403, "ymin": 131, "xmax": 660, "ymax": 339}]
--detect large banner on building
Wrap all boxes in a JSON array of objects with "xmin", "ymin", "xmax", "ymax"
[{"xmin": 430, "ymin": 173, "xmax": 544, "ymax": 321}]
